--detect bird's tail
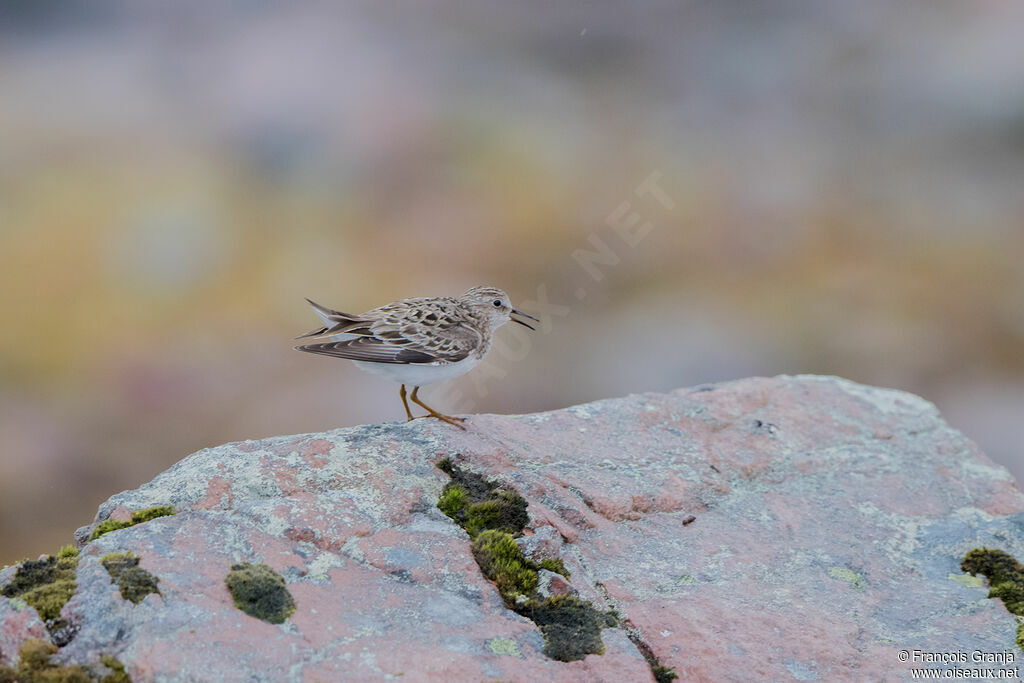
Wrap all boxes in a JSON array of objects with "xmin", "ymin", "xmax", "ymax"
[
  {"xmin": 295, "ymin": 298, "xmax": 367, "ymax": 339},
  {"xmin": 295, "ymin": 326, "xmax": 330, "ymax": 340}
]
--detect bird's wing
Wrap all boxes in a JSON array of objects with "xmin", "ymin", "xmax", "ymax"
[
  {"xmin": 296, "ymin": 297, "xmax": 482, "ymax": 364},
  {"xmin": 297, "ymin": 298, "xmax": 481, "ymax": 364},
  {"xmin": 295, "ymin": 337, "xmax": 439, "ymax": 364},
  {"xmin": 365, "ymin": 300, "xmax": 481, "ymax": 363}
]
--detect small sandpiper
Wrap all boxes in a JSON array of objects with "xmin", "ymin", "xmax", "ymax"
[{"xmin": 295, "ymin": 286, "xmax": 537, "ymax": 428}]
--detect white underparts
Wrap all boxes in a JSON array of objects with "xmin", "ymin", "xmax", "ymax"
[{"xmin": 352, "ymin": 356, "xmax": 481, "ymax": 386}]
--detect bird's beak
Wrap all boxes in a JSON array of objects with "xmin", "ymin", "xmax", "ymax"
[{"xmin": 511, "ymin": 309, "xmax": 538, "ymax": 330}]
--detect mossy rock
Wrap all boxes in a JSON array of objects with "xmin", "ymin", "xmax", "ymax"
[
  {"xmin": 435, "ymin": 459, "xmax": 528, "ymax": 539},
  {"xmin": 437, "ymin": 458, "xmax": 494, "ymax": 501},
  {"xmin": 437, "ymin": 485, "xmax": 468, "ymax": 520},
  {"xmin": 962, "ymin": 547, "xmax": 1024, "ymax": 616},
  {"xmin": 539, "ymin": 558, "xmax": 570, "ymax": 578},
  {"xmin": 90, "ymin": 506, "xmax": 175, "ymax": 541},
  {"xmin": 2, "ymin": 554, "xmax": 78, "ymax": 623},
  {"xmin": 98, "ymin": 656, "xmax": 131, "ymax": 683},
  {"xmin": 465, "ymin": 491, "xmax": 530, "ymax": 538},
  {"xmin": 471, "ymin": 530, "xmax": 538, "ymax": 604},
  {"xmin": 225, "ymin": 563, "xmax": 296, "ymax": 624},
  {"xmin": 436, "ymin": 457, "xmax": 625, "ymax": 669},
  {"xmin": 0, "ymin": 639, "xmax": 89, "ymax": 683},
  {"xmin": 0, "ymin": 643, "xmax": 132, "ymax": 683},
  {"xmin": 101, "ymin": 553, "xmax": 160, "ymax": 604},
  {"xmin": 651, "ymin": 665, "xmax": 680, "ymax": 683},
  {"xmin": 0, "ymin": 638, "xmax": 130, "ymax": 683},
  {"xmin": 522, "ymin": 595, "xmax": 618, "ymax": 662}
]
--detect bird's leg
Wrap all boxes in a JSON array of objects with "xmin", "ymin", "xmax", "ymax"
[
  {"xmin": 399, "ymin": 384, "xmax": 415, "ymax": 422},
  {"xmin": 410, "ymin": 386, "xmax": 466, "ymax": 429}
]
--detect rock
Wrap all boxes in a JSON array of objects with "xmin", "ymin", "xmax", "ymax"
[
  {"xmin": 536, "ymin": 569, "xmax": 576, "ymax": 599},
  {"xmin": 0, "ymin": 595, "xmax": 49, "ymax": 668},
  {"xmin": 516, "ymin": 524, "xmax": 564, "ymax": 561},
  {"xmin": 3, "ymin": 375, "xmax": 1024, "ymax": 681}
]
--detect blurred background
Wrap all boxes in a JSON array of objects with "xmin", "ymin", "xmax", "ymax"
[{"xmin": 2, "ymin": 1, "xmax": 1023, "ymax": 564}]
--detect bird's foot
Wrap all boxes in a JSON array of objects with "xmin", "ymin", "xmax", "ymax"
[{"xmin": 414, "ymin": 412, "xmax": 466, "ymax": 430}]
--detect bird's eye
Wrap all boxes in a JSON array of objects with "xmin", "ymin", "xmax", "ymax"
[{"xmin": 492, "ymin": 299, "xmax": 502, "ymax": 307}]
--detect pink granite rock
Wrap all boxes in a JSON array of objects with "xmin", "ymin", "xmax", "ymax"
[
  {"xmin": 3, "ymin": 375, "xmax": 1023, "ymax": 681},
  {"xmin": 0, "ymin": 585, "xmax": 49, "ymax": 668}
]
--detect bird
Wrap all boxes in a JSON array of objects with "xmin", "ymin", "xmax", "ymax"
[{"xmin": 294, "ymin": 286, "xmax": 538, "ymax": 428}]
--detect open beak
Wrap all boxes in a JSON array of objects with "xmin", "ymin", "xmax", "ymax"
[{"xmin": 511, "ymin": 309, "xmax": 538, "ymax": 330}]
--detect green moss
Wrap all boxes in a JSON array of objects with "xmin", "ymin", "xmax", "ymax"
[
  {"xmin": 57, "ymin": 545, "xmax": 79, "ymax": 559},
  {"xmin": 435, "ymin": 459, "xmax": 528, "ymax": 539},
  {"xmin": 89, "ymin": 520, "xmax": 132, "ymax": 540},
  {"xmin": 962, "ymin": 548, "xmax": 1024, "ymax": 653},
  {"xmin": 962, "ymin": 548, "xmax": 1024, "ymax": 616},
  {"xmin": 98, "ymin": 656, "xmax": 131, "ymax": 683},
  {"xmin": 436, "ymin": 457, "xmax": 622, "ymax": 666},
  {"xmin": 464, "ymin": 500, "xmax": 507, "ymax": 537},
  {"xmin": 435, "ymin": 457, "xmax": 459, "ymax": 479},
  {"xmin": 0, "ymin": 639, "xmax": 90, "ymax": 682},
  {"xmin": 539, "ymin": 558, "xmax": 570, "ymax": 578},
  {"xmin": 0, "ymin": 640, "xmax": 131, "ymax": 683},
  {"xmin": 225, "ymin": 563, "xmax": 295, "ymax": 624},
  {"xmin": 466, "ymin": 491, "xmax": 530, "ymax": 538},
  {"xmin": 472, "ymin": 530, "xmax": 538, "ymax": 603},
  {"xmin": 437, "ymin": 485, "xmax": 469, "ymax": 520},
  {"xmin": 470, "ymin": 531, "xmax": 613, "ymax": 661},
  {"xmin": 101, "ymin": 553, "xmax": 160, "ymax": 604},
  {"xmin": 651, "ymin": 665, "xmax": 680, "ymax": 683},
  {"xmin": 628, "ymin": 632, "xmax": 679, "ymax": 683},
  {"xmin": 2, "ymin": 554, "xmax": 78, "ymax": 624},
  {"xmin": 522, "ymin": 595, "xmax": 618, "ymax": 662},
  {"xmin": 128, "ymin": 506, "xmax": 175, "ymax": 524},
  {"xmin": 89, "ymin": 506, "xmax": 175, "ymax": 541},
  {"xmin": 18, "ymin": 639, "xmax": 59, "ymax": 672}
]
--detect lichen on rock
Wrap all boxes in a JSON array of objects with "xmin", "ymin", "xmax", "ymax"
[
  {"xmin": 827, "ymin": 566, "xmax": 865, "ymax": 590},
  {"xmin": 485, "ymin": 637, "xmax": 522, "ymax": 657},
  {"xmin": 224, "ymin": 563, "xmax": 295, "ymax": 624}
]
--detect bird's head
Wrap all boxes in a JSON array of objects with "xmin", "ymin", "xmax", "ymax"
[{"xmin": 459, "ymin": 286, "xmax": 538, "ymax": 330}]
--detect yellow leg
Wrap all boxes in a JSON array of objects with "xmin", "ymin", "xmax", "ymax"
[
  {"xmin": 399, "ymin": 384, "xmax": 416, "ymax": 421},
  {"xmin": 410, "ymin": 386, "xmax": 466, "ymax": 429}
]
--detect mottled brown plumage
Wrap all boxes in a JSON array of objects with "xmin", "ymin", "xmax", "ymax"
[{"xmin": 295, "ymin": 286, "xmax": 537, "ymax": 428}]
